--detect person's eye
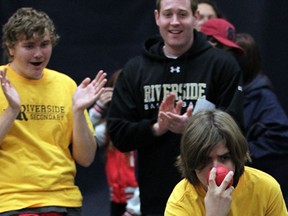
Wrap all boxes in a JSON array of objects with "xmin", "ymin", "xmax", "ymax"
[
  {"xmin": 179, "ymin": 12, "xmax": 187, "ymax": 17},
  {"xmin": 163, "ymin": 12, "xmax": 172, "ymax": 17},
  {"xmin": 41, "ymin": 41, "xmax": 50, "ymax": 48},
  {"xmin": 23, "ymin": 43, "xmax": 34, "ymax": 49},
  {"xmin": 220, "ymin": 155, "xmax": 231, "ymax": 162}
]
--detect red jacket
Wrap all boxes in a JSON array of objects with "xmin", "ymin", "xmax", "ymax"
[{"xmin": 106, "ymin": 147, "xmax": 138, "ymax": 203}]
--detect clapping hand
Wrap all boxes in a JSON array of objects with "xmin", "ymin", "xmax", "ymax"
[
  {"xmin": 0, "ymin": 68, "xmax": 21, "ymax": 111},
  {"xmin": 152, "ymin": 92, "xmax": 193, "ymax": 136},
  {"xmin": 73, "ymin": 70, "xmax": 107, "ymax": 112}
]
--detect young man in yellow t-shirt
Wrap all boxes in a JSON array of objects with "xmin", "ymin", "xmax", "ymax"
[
  {"xmin": 165, "ymin": 109, "xmax": 287, "ymax": 216},
  {"xmin": 0, "ymin": 7, "xmax": 106, "ymax": 216}
]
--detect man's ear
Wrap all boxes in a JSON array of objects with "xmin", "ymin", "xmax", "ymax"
[
  {"xmin": 193, "ymin": 9, "xmax": 200, "ymax": 28},
  {"xmin": 154, "ymin": 9, "xmax": 160, "ymax": 26},
  {"xmin": 194, "ymin": 9, "xmax": 200, "ymax": 21},
  {"xmin": 7, "ymin": 46, "xmax": 14, "ymax": 57}
]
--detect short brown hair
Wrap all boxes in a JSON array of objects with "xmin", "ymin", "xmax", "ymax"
[
  {"xmin": 155, "ymin": 0, "xmax": 199, "ymax": 15},
  {"xmin": 177, "ymin": 109, "xmax": 251, "ymax": 185}
]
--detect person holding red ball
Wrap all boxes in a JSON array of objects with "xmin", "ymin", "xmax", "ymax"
[{"xmin": 165, "ymin": 109, "xmax": 287, "ymax": 216}]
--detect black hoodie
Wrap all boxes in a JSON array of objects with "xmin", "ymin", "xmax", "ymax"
[{"xmin": 107, "ymin": 30, "xmax": 243, "ymax": 214}]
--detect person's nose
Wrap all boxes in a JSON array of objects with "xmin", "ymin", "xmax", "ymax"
[
  {"xmin": 212, "ymin": 159, "xmax": 222, "ymax": 168},
  {"xmin": 171, "ymin": 14, "xmax": 180, "ymax": 25},
  {"xmin": 33, "ymin": 47, "xmax": 43, "ymax": 58}
]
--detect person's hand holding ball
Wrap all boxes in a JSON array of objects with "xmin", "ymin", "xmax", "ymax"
[{"xmin": 206, "ymin": 166, "xmax": 234, "ymax": 189}]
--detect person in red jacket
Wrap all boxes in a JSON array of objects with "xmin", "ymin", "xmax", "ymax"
[{"xmin": 89, "ymin": 69, "xmax": 140, "ymax": 216}]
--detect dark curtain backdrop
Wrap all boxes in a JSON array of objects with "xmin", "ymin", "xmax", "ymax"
[{"xmin": 0, "ymin": 1, "xmax": 287, "ymax": 215}]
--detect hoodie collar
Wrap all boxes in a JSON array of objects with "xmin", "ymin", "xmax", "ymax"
[
  {"xmin": 143, "ymin": 30, "xmax": 212, "ymax": 61},
  {"xmin": 244, "ymin": 74, "xmax": 272, "ymax": 93}
]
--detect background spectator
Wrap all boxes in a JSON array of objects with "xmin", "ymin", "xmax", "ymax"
[
  {"xmin": 89, "ymin": 70, "xmax": 140, "ymax": 216},
  {"xmin": 236, "ymin": 33, "xmax": 288, "ymax": 207},
  {"xmin": 196, "ymin": 0, "xmax": 224, "ymax": 31}
]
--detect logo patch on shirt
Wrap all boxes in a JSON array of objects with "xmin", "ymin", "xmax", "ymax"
[
  {"xmin": 170, "ymin": 66, "xmax": 180, "ymax": 73},
  {"xmin": 16, "ymin": 104, "xmax": 65, "ymax": 121}
]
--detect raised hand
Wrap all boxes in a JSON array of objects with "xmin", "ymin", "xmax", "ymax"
[
  {"xmin": 72, "ymin": 70, "xmax": 107, "ymax": 112},
  {"xmin": 96, "ymin": 87, "xmax": 113, "ymax": 109},
  {"xmin": 158, "ymin": 92, "xmax": 193, "ymax": 134},
  {"xmin": 0, "ymin": 68, "xmax": 21, "ymax": 111},
  {"xmin": 152, "ymin": 92, "xmax": 193, "ymax": 136},
  {"xmin": 204, "ymin": 168, "xmax": 234, "ymax": 216}
]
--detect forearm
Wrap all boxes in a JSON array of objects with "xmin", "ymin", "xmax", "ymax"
[
  {"xmin": 108, "ymin": 117, "xmax": 157, "ymax": 151},
  {"xmin": 72, "ymin": 110, "xmax": 97, "ymax": 167},
  {"xmin": 0, "ymin": 107, "xmax": 19, "ymax": 144}
]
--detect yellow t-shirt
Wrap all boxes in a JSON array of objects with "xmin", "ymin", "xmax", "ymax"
[
  {"xmin": 0, "ymin": 65, "xmax": 95, "ymax": 212},
  {"xmin": 165, "ymin": 166, "xmax": 288, "ymax": 216}
]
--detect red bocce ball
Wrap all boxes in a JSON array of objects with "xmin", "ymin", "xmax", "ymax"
[{"xmin": 206, "ymin": 166, "xmax": 233, "ymax": 188}]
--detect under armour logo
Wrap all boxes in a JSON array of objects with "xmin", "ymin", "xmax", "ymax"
[{"xmin": 170, "ymin": 66, "xmax": 181, "ymax": 73}]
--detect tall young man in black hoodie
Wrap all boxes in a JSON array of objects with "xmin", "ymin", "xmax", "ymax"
[{"xmin": 107, "ymin": 0, "xmax": 243, "ymax": 215}]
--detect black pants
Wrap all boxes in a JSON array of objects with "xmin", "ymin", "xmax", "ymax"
[
  {"xmin": 0, "ymin": 207, "xmax": 82, "ymax": 216},
  {"xmin": 110, "ymin": 202, "xmax": 127, "ymax": 216}
]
